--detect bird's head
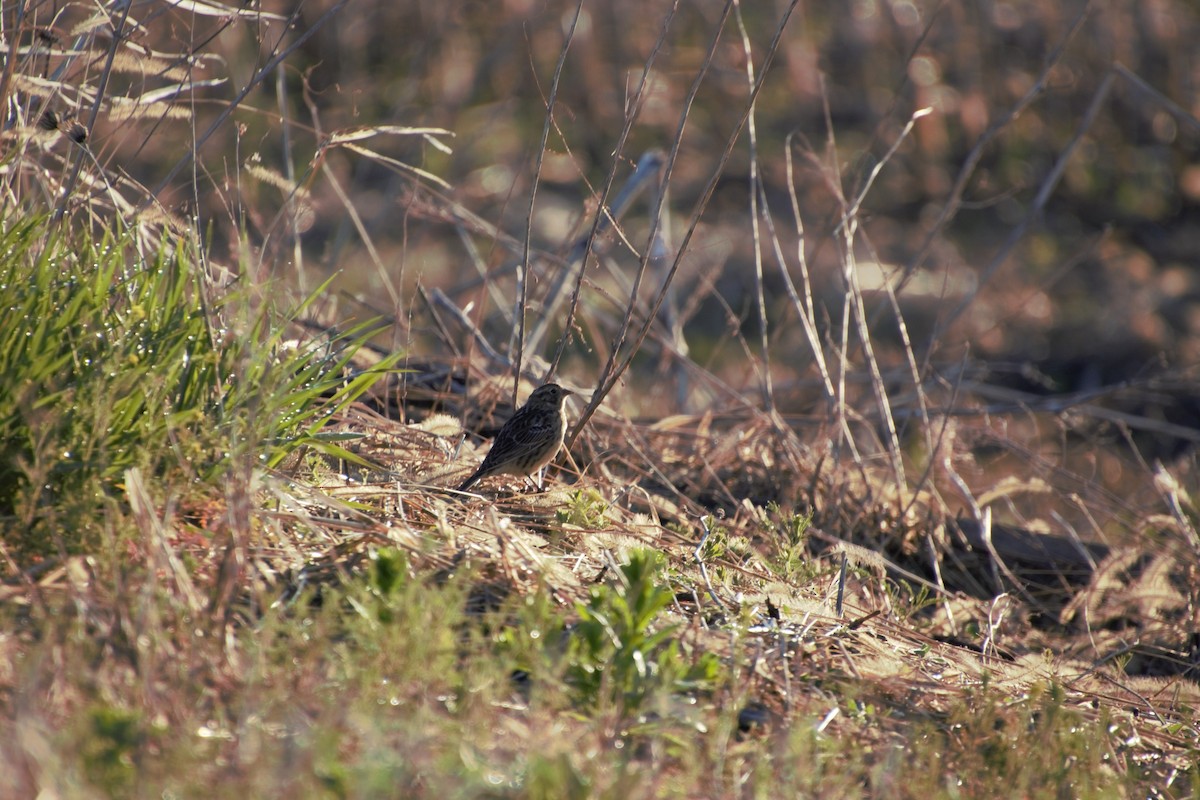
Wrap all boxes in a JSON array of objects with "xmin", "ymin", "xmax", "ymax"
[{"xmin": 528, "ymin": 383, "xmax": 574, "ymax": 408}]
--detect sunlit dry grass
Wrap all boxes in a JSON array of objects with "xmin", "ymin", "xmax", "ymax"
[{"xmin": 2, "ymin": 0, "xmax": 1199, "ymax": 796}]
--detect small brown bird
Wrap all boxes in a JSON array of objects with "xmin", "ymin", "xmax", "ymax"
[{"xmin": 457, "ymin": 383, "xmax": 575, "ymax": 492}]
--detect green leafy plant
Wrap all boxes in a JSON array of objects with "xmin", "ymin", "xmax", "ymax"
[
  {"xmin": 555, "ymin": 487, "xmax": 611, "ymax": 529},
  {"xmin": 567, "ymin": 549, "xmax": 722, "ymax": 712},
  {"xmin": 354, "ymin": 547, "xmax": 413, "ymax": 625},
  {"xmin": 80, "ymin": 704, "xmax": 147, "ymax": 797},
  {"xmin": 697, "ymin": 516, "xmax": 728, "ymax": 561},
  {"xmin": 759, "ymin": 503, "xmax": 815, "ymax": 581}
]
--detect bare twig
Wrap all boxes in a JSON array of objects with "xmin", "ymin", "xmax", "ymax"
[
  {"xmin": 895, "ymin": 3, "xmax": 1091, "ymax": 298},
  {"xmin": 569, "ymin": 0, "xmax": 800, "ymax": 447},
  {"xmin": 694, "ymin": 514, "xmax": 728, "ymax": 611},
  {"xmin": 526, "ymin": 10, "xmax": 681, "ymax": 371},
  {"xmin": 512, "ymin": 0, "xmax": 585, "ymax": 400},
  {"xmin": 933, "ymin": 68, "xmax": 1117, "ymax": 338},
  {"xmin": 52, "ymin": 0, "xmax": 133, "ymax": 222},
  {"xmin": 276, "ymin": 63, "xmax": 304, "ymax": 292},
  {"xmin": 837, "ymin": 108, "xmax": 932, "ymax": 500},
  {"xmin": 430, "ymin": 288, "xmax": 510, "ymax": 368},
  {"xmin": 780, "ymin": 132, "xmax": 835, "ymax": 400},
  {"xmin": 734, "ymin": 3, "xmax": 774, "ymax": 412},
  {"xmin": 140, "ymin": 2, "xmax": 347, "ymax": 211},
  {"xmin": 0, "ymin": 0, "xmax": 30, "ymax": 135},
  {"xmin": 1113, "ymin": 61, "xmax": 1200, "ymax": 135},
  {"xmin": 535, "ymin": 148, "xmax": 668, "ymax": 368}
]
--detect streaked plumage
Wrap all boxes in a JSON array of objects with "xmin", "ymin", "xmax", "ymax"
[{"xmin": 457, "ymin": 383, "xmax": 574, "ymax": 492}]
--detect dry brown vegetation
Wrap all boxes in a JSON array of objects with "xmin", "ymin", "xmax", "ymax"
[{"xmin": 2, "ymin": 0, "xmax": 1200, "ymax": 796}]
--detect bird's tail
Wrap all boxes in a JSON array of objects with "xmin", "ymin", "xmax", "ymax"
[{"xmin": 457, "ymin": 470, "xmax": 483, "ymax": 492}]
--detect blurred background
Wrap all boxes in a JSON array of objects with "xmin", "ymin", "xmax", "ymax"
[
  {"xmin": 279, "ymin": 0, "xmax": 1200, "ymax": 388},
  {"xmin": 14, "ymin": 0, "xmax": 1200, "ymax": 526}
]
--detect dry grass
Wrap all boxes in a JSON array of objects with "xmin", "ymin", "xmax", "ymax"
[{"xmin": 2, "ymin": 0, "xmax": 1200, "ymax": 796}]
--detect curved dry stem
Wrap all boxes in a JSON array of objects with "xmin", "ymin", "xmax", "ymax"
[
  {"xmin": 531, "ymin": 2, "xmax": 681, "ymax": 370},
  {"xmin": 140, "ymin": 2, "xmax": 345, "ymax": 212},
  {"xmin": 511, "ymin": 0, "xmax": 586, "ymax": 403},
  {"xmin": 569, "ymin": 0, "xmax": 800, "ymax": 448},
  {"xmin": 734, "ymin": 2, "xmax": 774, "ymax": 413}
]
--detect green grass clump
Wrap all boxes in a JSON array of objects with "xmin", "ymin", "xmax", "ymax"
[{"xmin": 0, "ymin": 217, "xmax": 393, "ymax": 560}]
